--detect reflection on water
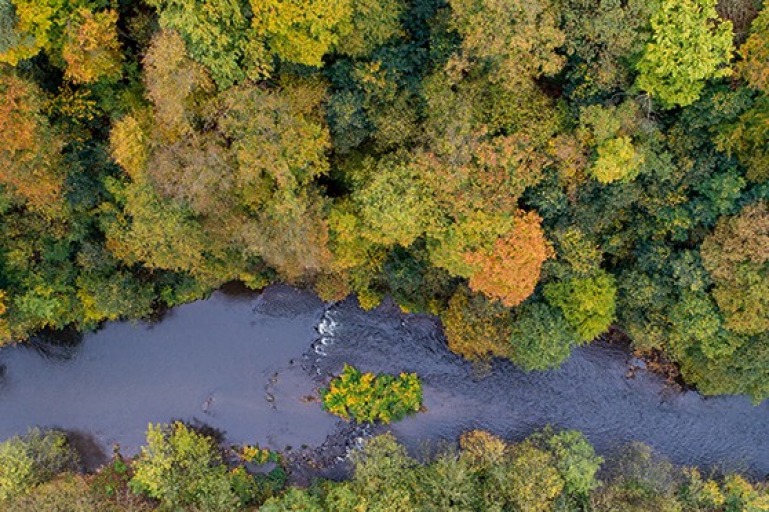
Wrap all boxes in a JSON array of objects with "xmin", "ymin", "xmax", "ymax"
[{"xmin": 0, "ymin": 285, "xmax": 767, "ymax": 477}]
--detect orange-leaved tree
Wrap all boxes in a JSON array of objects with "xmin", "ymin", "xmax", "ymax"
[{"xmin": 465, "ymin": 210, "xmax": 553, "ymax": 307}]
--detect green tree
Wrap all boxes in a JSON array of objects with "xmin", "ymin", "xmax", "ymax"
[
  {"xmin": 448, "ymin": 0, "xmax": 565, "ymax": 91},
  {"xmin": 251, "ymin": 0, "xmax": 352, "ymax": 67},
  {"xmin": 544, "ymin": 271, "xmax": 617, "ymax": 341},
  {"xmin": 75, "ymin": 244, "xmax": 154, "ymax": 326},
  {"xmin": 558, "ymin": 0, "xmax": 658, "ymax": 97},
  {"xmin": 260, "ymin": 488, "xmax": 324, "ymax": 512},
  {"xmin": 591, "ymin": 136, "xmax": 645, "ymax": 184},
  {"xmin": 532, "ymin": 428, "xmax": 603, "ymax": 497},
  {"xmin": 353, "ymin": 152, "xmax": 437, "ymax": 248},
  {"xmin": 667, "ymin": 289, "xmax": 769, "ymax": 402},
  {"xmin": 716, "ymin": 96, "xmax": 769, "ymax": 183},
  {"xmin": 485, "ymin": 441, "xmax": 565, "ymax": 512},
  {"xmin": 101, "ymin": 180, "xmax": 208, "ymax": 274},
  {"xmin": 591, "ymin": 443, "xmax": 682, "ymax": 512},
  {"xmin": 335, "ymin": 0, "xmax": 404, "ymax": 57},
  {"xmin": 216, "ymin": 77, "xmax": 331, "ymax": 214},
  {"xmin": 145, "ymin": 0, "xmax": 266, "ymax": 89},
  {"xmin": 509, "ymin": 301, "xmax": 581, "ymax": 371},
  {"xmin": 635, "ymin": 0, "xmax": 733, "ymax": 108},
  {"xmin": 129, "ymin": 422, "xmax": 239, "ymax": 511}
]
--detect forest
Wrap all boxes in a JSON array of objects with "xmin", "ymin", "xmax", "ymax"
[
  {"xmin": 0, "ymin": 0, "xmax": 768, "ymax": 402},
  {"xmin": 2, "ymin": 423, "xmax": 769, "ymax": 511}
]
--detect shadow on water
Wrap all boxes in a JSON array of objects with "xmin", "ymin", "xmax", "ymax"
[
  {"xmin": 27, "ymin": 328, "xmax": 84, "ymax": 362},
  {"xmin": 220, "ymin": 281, "xmax": 261, "ymax": 301},
  {"xmin": 62, "ymin": 429, "xmax": 109, "ymax": 472},
  {"xmin": 0, "ymin": 284, "xmax": 767, "ymax": 479}
]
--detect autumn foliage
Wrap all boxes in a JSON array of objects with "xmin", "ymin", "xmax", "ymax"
[
  {"xmin": 441, "ymin": 285, "xmax": 512, "ymax": 360},
  {"xmin": 0, "ymin": 74, "xmax": 63, "ymax": 209},
  {"xmin": 62, "ymin": 9, "xmax": 122, "ymax": 84},
  {"xmin": 701, "ymin": 202, "xmax": 769, "ymax": 335},
  {"xmin": 465, "ymin": 211, "xmax": 553, "ymax": 307}
]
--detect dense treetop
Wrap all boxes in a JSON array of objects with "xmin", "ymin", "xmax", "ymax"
[{"xmin": 0, "ymin": 0, "xmax": 768, "ymax": 401}]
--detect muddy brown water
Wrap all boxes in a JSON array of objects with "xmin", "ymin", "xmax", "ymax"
[{"xmin": 0, "ymin": 284, "xmax": 767, "ymax": 477}]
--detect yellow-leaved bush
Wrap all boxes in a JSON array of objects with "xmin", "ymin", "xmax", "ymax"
[{"xmin": 321, "ymin": 364, "xmax": 422, "ymax": 423}]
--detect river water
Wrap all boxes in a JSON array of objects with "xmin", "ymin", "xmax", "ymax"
[{"xmin": 0, "ymin": 285, "xmax": 767, "ymax": 477}]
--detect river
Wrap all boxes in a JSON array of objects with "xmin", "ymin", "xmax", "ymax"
[{"xmin": 0, "ymin": 284, "xmax": 767, "ymax": 477}]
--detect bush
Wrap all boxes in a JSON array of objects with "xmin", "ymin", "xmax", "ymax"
[
  {"xmin": 4, "ymin": 473, "xmax": 153, "ymax": 512},
  {"xmin": 129, "ymin": 422, "xmax": 239, "ymax": 511},
  {"xmin": 0, "ymin": 428, "xmax": 79, "ymax": 502},
  {"xmin": 239, "ymin": 444, "xmax": 279, "ymax": 465},
  {"xmin": 321, "ymin": 364, "xmax": 422, "ymax": 423},
  {"xmin": 4, "ymin": 475, "xmax": 100, "ymax": 512}
]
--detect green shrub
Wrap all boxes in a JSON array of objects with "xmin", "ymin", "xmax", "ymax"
[
  {"xmin": 321, "ymin": 364, "xmax": 423, "ymax": 423},
  {"xmin": 0, "ymin": 428, "xmax": 79, "ymax": 502},
  {"xmin": 129, "ymin": 422, "xmax": 239, "ymax": 511}
]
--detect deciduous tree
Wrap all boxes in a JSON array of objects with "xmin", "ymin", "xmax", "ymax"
[
  {"xmin": 544, "ymin": 270, "xmax": 617, "ymax": 341},
  {"xmin": 61, "ymin": 9, "xmax": 122, "ymax": 84},
  {"xmin": 448, "ymin": 0, "xmax": 565, "ymax": 91},
  {"xmin": 635, "ymin": 0, "xmax": 733, "ymax": 108},
  {"xmin": 509, "ymin": 301, "xmax": 581, "ymax": 370},
  {"xmin": 465, "ymin": 211, "xmax": 553, "ymax": 307},
  {"xmin": 250, "ymin": 0, "xmax": 352, "ymax": 67},
  {"xmin": 736, "ymin": 6, "xmax": 769, "ymax": 93},
  {"xmin": 145, "ymin": 0, "xmax": 266, "ymax": 89},
  {"xmin": 0, "ymin": 73, "xmax": 64, "ymax": 211},
  {"xmin": 700, "ymin": 202, "xmax": 769, "ymax": 335},
  {"xmin": 441, "ymin": 285, "xmax": 512, "ymax": 360}
]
